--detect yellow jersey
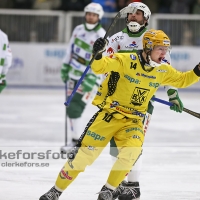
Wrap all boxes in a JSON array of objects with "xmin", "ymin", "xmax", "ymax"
[{"xmin": 91, "ymin": 51, "xmax": 199, "ymax": 119}]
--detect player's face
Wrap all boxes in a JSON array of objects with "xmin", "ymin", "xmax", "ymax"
[
  {"xmin": 127, "ymin": 10, "xmax": 147, "ymax": 25},
  {"xmin": 151, "ymin": 45, "xmax": 169, "ymax": 64},
  {"xmin": 85, "ymin": 12, "xmax": 99, "ymax": 24}
]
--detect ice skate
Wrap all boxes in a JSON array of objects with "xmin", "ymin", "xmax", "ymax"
[
  {"xmin": 39, "ymin": 186, "xmax": 61, "ymax": 200},
  {"xmin": 97, "ymin": 185, "xmax": 121, "ymax": 200},
  {"xmin": 118, "ymin": 181, "xmax": 140, "ymax": 200},
  {"xmin": 60, "ymin": 139, "xmax": 78, "ymax": 154}
]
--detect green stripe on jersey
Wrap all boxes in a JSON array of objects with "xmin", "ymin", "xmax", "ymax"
[
  {"xmin": 118, "ymin": 49, "xmax": 138, "ymax": 53},
  {"xmin": 0, "ymin": 58, "xmax": 5, "ymax": 66},
  {"xmin": 74, "ymin": 38, "xmax": 92, "ymax": 53},
  {"xmin": 3, "ymin": 44, "xmax": 6, "ymax": 50}
]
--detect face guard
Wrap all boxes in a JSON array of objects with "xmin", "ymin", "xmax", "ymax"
[
  {"xmin": 84, "ymin": 3, "xmax": 104, "ymax": 30},
  {"xmin": 126, "ymin": 2, "xmax": 151, "ymax": 33}
]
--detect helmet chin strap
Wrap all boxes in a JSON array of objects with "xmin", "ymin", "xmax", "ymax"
[{"xmin": 146, "ymin": 51, "xmax": 161, "ymax": 68}]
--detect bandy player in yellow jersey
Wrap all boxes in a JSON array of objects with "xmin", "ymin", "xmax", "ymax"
[
  {"xmin": 92, "ymin": 2, "xmax": 183, "ymax": 199},
  {"xmin": 39, "ymin": 29, "xmax": 200, "ymax": 200}
]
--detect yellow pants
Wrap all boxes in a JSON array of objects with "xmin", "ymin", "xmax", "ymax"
[{"xmin": 56, "ymin": 109, "xmax": 144, "ymax": 190}]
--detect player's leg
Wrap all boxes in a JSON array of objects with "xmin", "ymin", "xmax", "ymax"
[
  {"xmin": 108, "ymin": 100, "xmax": 154, "ymax": 200},
  {"xmin": 98, "ymin": 118, "xmax": 144, "ymax": 200},
  {"xmin": 118, "ymin": 100, "xmax": 154, "ymax": 200},
  {"xmin": 66, "ymin": 92, "xmax": 86, "ymax": 142},
  {"xmin": 39, "ymin": 110, "xmax": 120, "ymax": 200},
  {"xmin": 109, "ymin": 131, "xmax": 141, "ymax": 199},
  {"xmin": 61, "ymin": 78, "xmax": 87, "ymax": 152}
]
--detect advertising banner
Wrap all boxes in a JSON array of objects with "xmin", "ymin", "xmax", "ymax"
[{"xmin": 7, "ymin": 43, "xmax": 200, "ymax": 90}]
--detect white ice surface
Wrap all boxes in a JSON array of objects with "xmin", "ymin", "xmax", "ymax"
[{"xmin": 0, "ymin": 89, "xmax": 200, "ymax": 200}]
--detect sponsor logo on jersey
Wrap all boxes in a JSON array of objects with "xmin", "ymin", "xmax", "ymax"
[
  {"xmin": 149, "ymin": 82, "xmax": 160, "ymax": 88},
  {"xmin": 136, "ymin": 73, "xmax": 156, "ymax": 79},
  {"xmin": 132, "ymin": 135, "xmax": 141, "ymax": 139},
  {"xmin": 115, "ymin": 106, "xmax": 145, "ymax": 117},
  {"xmin": 130, "ymin": 41, "xmax": 137, "ymax": 47},
  {"xmin": 110, "ymin": 101, "xmax": 119, "ymax": 108},
  {"xmin": 70, "ymin": 61, "xmax": 81, "ymax": 69},
  {"xmin": 88, "ymin": 146, "xmax": 95, "ymax": 150},
  {"xmin": 117, "ymin": 44, "xmax": 120, "ymax": 50},
  {"xmin": 132, "ymin": 118, "xmax": 140, "ymax": 124},
  {"xmin": 77, "ymin": 40, "xmax": 82, "ymax": 46},
  {"xmin": 60, "ymin": 167, "xmax": 73, "ymax": 180},
  {"xmin": 96, "ymin": 91, "xmax": 102, "ymax": 96},
  {"xmin": 111, "ymin": 36, "xmax": 124, "ymax": 43},
  {"xmin": 138, "ymin": 54, "xmax": 142, "ymax": 62},
  {"xmin": 81, "ymin": 33, "xmax": 85, "ymax": 38},
  {"xmin": 125, "ymin": 127, "xmax": 143, "ymax": 134},
  {"xmin": 125, "ymin": 41, "xmax": 139, "ymax": 49},
  {"xmin": 87, "ymin": 130, "xmax": 105, "ymax": 141},
  {"xmin": 72, "ymin": 53, "xmax": 86, "ymax": 65},
  {"xmin": 122, "ymin": 106, "xmax": 136, "ymax": 112},
  {"xmin": 131, "ymin": 87, "xmax": 150, "ymax": 106},
  {"xmin": 130, "ymin": 54, "xmax": 136, "ymax": 60},
  {"xmin": 156, "ymin": 69, "xmax": 167, "ymax": 73},
  {"xmin": 85, "ymin": 53, "xmax": 91, "ymax": 60},
  {"xmin": 107, "ymin": 47, "xmax": 114, "ymax": 54},
  {"xmin": 124, "ymin": 74, "xmax": 140, "ymax": 84}
]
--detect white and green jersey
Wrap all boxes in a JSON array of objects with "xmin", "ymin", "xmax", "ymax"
[
  {"xmin": 104, "ymin": 27, "xmax": 147, "ymax": 55},
  {"xmin": 0, "ymin": 29, "xmax": 12, "ymax": 83},
  {"xmin": 104, "ymin": 27, "xmax": 171, "ymax": 62},
  {"xmin": 63, "ymin": 23, "xmax": 105, "ymax": 83}
]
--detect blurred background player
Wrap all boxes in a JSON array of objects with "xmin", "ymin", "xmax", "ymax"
[
  {"xmin": 0, "ymin": 29, "xmax": 12, "ymax": 93},
  {"xmin": 92, "ymin": 2, "xmax": 184, "ymax": 200},
  {"xmin": 60, "ymin": 3, "xmax": 106, "ymax": 153}
]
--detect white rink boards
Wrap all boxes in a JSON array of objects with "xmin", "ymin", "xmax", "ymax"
[{"xmin": 0, "ymin": 89, "xmax": 200, "ymax": 200}]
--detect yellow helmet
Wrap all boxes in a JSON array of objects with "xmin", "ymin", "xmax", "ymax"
[{"xmin": 143, "ymin": 29, "xmax": 170, "ymax": 52}]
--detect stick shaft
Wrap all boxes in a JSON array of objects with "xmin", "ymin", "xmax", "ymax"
[
  {"xmin": 64, "ymin": 7, "xmax": 136, "ymax": 107},
  {"xmin": 152, "ymin": 97, "xmax": 200, "ymax": 119}
]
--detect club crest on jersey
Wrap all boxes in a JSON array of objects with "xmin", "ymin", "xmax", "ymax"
[
  {"xmin": 130, "ymin": 87, "xmax": 150, "ymax": 106},
  {"xmin": 130, "ymin": 54, "xmax": 136, "ymax": 60}
]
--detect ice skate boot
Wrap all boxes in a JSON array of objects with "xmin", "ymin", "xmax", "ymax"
[
  {"xmin": 60, "ymin": 139, "xmax": 78, "ymax": 153},
  {"xmin": 39, "ymin": 186, "xmax": 62, "ymax": 200},
  {"xmin": 97, "ymin": 185, "xmax": 121, "ymax": 200},
  {"xmin": 118, "ymin": 181, "xmax": 140, "ymax": 200}
]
